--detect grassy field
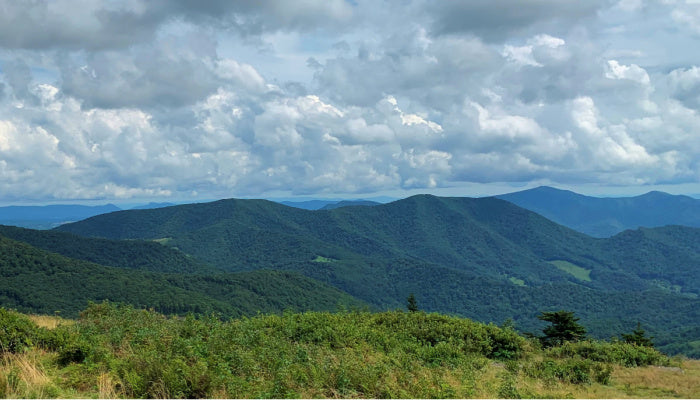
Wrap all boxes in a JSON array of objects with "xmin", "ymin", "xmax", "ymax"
[
  {"xmin": 549, "ymin": 260, "xmax": 593, "ymax": 282},
  {"xmin": 1, "ymin": 306, "xmax": 697, "ymax": 399}
]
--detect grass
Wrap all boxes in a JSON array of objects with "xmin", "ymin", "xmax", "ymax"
[
  {"xmin": 508, "ymin": 277, "xmax": 526, "ymax": 286},
  {"xmin": 0, "ymin": 350, "xmax": 61, "ymax": 398},
  {"xmin": 152, "ymin": 237, "xmax": 172, "ymax": 245},
  {"xmin": 549, "ymin": 260, "xmax": 592, "ymax": 282},
  {"xmin": 312, "ymin": 255, "xmax": 335, "ymax": 263},
  {"xmin": 1, "ymin": 303, "xmax": 697, "ymax": 399},
  {"xmin": 579, "ymin": 359, "xmax": 699, "ymax": 398},
  {"xmin": 511, "ymin": 359, "xmax": 699, "ymax": 398},
  {"xmin": 27, "ymin": 315, "xmax": 74, "ymax": 330}
]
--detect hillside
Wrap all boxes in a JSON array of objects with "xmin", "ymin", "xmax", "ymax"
[
  {"xmin": 54, "ymin": 195, "xmax": 700, "ymax": 356},
  {"xmin": 600, "ymin": 226, "xmax": 700, "ymax": 295},
  {"xmin": 497, "ymin": 186, "xmax": 700, "ymax": 237},
  {"xmin": 3, "ymin": 303, "xmax": 695, "ymax": 399},
  {"xmin": 0, "ymin": 235, "xmax": 366, "ymax": 318},
  {"xmin": 54, "ymin": 194, "xmax": 700, "ymax": 294},
  {"xmin": 0, "ymin": 224, "xmax": 218, "ymax": 274}
]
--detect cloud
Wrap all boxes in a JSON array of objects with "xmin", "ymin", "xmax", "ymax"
[
  {"xmin": 671, "ymin": 1, "xmax": 700, "ymax": 35},
  {"xmin": 0, "ymin": 0, "xmax": 355, "ymax": 51},
  {"xmin": 606, "ymin": 60, "xmax": 650, "ymax": 85},
  {"xmin": 427, "ymin": 0, "xmax": 604, "ymax": 41},
  {"xmin": 2, "ymin": 59, "xmax": 34, "ymax": 101},
  {"xmin": 312, "ymin": 29, "xmax": 499, "ymax": 108},
  {"xmin": 0, "ymin": 0, "xmax": 162, "ymax": 50},
  {"xmin": 502, "ymin": 34, "xmax": 567, "ymax": 68},
  {"xmin": 668, "ymin": 66, "xmax": 700, "ymax": 110},
  {"xmin": 57, "ymin": 31, "xmax": 221, "ymax": 109},
  {"xmin": 0, "ymin": 0, "xmax": 699, "ymax": 201}
]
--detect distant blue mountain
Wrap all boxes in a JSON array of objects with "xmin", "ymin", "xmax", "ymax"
[
  {"xmin": 279, "ymin": 200, "xmax": 340, "ymax": 210},
  {"xmin": 320, "ymin": 200, "xmax": 381, "ymax": 210},
  {"xmin": 280, "ymin": 198, "xmax": 391, "ymax": 210},
  {"xmin": 496, "ymin": 186, "xmax": 700, "ymax": 237},
  {"xmin": 130, "ymin": 202, "xmax": 176, "ymax": 210},
  {"xmin": 0, "ymin": 204, "xmax": 121, "ymax": 229}
]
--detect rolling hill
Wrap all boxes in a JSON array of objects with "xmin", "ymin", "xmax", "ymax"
[
  {"xmin": 53, "ymin": 194, "xmax": 700, "ymax": 295},
  {"xmin": 53, "ymin": 195, "xmax": 700, "ymax": 355},
  {"xmin": 496, "ymin": 186, "xmax": 700, "ymax": 237},
  {"xmin": 0, "ymin": 234, "xmax": 366, "ymax": 318},
  {"xmin": 0, "ymin": 224, "xmax": 217, "ymax": 274}
]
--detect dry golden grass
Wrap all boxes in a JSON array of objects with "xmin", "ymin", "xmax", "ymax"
[
  {"xmin": 604, "ymin": 358, "xmax": 700, "ymax": 398},
  {"xmin": 0, "ymin": 349, "xmax": 61, "ymax": 398},
  {"xmin": 27, "ymin": 314, "xmax": 74, "ymax": 330},
  {"xmin": 512, "ymin": 358, "xmax": 700, "ymax": 399},
  {"xmin": 97, "ymin": 371, "xmax": 123, "ymax": 399}
]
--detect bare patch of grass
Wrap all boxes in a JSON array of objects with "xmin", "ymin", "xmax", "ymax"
[{"xmin": 27, "ymin": 315, "xmax": 73, "ymax": 330}]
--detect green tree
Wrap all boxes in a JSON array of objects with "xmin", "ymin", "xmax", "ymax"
[
  {"xmin": 538, "ymin": 310, "xmax": 586, "ymax": 347},
  {"xmin": 406, "ymin": 293, "xmax": 419, "ymax": 312},
  {"xmin": 622, "ymin": 322, "xmax": 654, "ymax": 347}
]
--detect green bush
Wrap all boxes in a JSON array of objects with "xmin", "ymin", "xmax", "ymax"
[
  {"xmin": 33, "ymin": 302, "xmax": 675, "ymax": 398},
  {"xmin": 525, "ymin": 359, "xmax": 605, "ymax": 385},
  {"xmin": 0, "ymin": 307, "xmax": 42, "ymax": 353},
  {"xmin": 546, "ymin": 340, "xmax": 670, "ymax": 367}
]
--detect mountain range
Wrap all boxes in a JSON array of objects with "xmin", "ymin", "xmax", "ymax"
[
  {"xmin": 1, "ymin": 188, "xmax": 699, "ymax": 356},
  {"xmin": 45, "ymin": 194, "xmax": 700, "ymax": 356},
  {"xmin": 497, "ymin": 186, "xmax": 700, "ymax": 237}
]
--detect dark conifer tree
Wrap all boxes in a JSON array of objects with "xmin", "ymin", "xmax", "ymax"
[
  {"xmin": 406, "ymin": 293, "xmax": 419, "ymax": 312},
  {"xmin": 538, "ymin": 310, "xmax": 586, "ymax": 347},
  {"xmin": 622, "ymin": 322, "xmax": 654, "ymax": 347}
]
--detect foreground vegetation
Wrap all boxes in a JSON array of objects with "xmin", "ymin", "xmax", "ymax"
[{"xmin": 1, "ymin": 304, "xmax": 696, "ymax": 399}]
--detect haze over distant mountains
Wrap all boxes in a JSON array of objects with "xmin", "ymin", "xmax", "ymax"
[
  {"xmin": 497, "ymin": 186, "xmax": 700, "ymax": 237},
  {"xmin": 0, "ymin": 204, "xmax": 121, "ymax": 229},
  {"xmin": 280, "ymin": 199, "xmax": 384, "ymax": 210},
  {"xmin": 0, "ymin": 202, "xmax": 178, "ymax": 229}
]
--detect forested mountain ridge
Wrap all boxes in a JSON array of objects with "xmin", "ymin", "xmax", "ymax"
[
  {"xmin": 0, "ymin": 224, "xmax": 218, "ymax": 274},
  {"xmin": 54, "ymin": 194, "xmax": 700, "ymax": 296},
  {"xmin": 496, "ymin": 186, "xmax": 700, "ymax": 237},
  {"xmin": 0, "ymin": 234, "xmax": 366, "ymax": 318}
]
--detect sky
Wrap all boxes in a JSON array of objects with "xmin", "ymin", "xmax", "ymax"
[{"xmin": 1, "ymin": 0, "xmax": 700, "ymax": 205}]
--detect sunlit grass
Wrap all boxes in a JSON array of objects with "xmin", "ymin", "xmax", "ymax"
[
  {"xmin": 27, "ymin": 315, "xmax": 74, "ymax": 330},
  {"xmin": 549, "ymin": 260, "xmax": 592, "ymax": 281}
]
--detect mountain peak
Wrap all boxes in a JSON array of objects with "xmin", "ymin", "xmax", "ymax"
[{"xmin": 638, "ymin": 190, "xmax": 673, "ymax": 198}]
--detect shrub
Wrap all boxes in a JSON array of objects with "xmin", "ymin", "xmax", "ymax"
[
  {"xmin": 0, "ymin": 308, "xmax": 42, "ymax": 353},
  {"xmin": 546, "ymin": 340, "xmax": 670, "ymax": 367},
  {"xmin": 525, "ymin": 359, "xmax": 603, "ymax": 385}
]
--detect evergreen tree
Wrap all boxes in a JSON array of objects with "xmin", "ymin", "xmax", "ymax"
[
  {"xmin": 538, "ymin": 310, "xmax": 586, "ymax": 347},
  {"xmin": 622, "ymin": 322, "xmax": 654, "ymax": 347},
  {"xmin": 406, "ymin": 293, "xmax": 419, "ymax": 312}
]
